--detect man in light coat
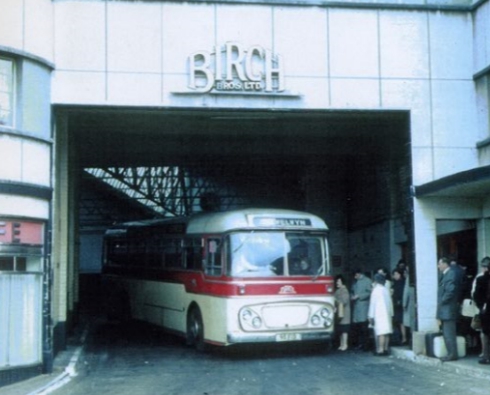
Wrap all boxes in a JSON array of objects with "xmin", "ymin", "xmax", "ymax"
[
  {"xmin": 437, "ymin": 257, "xmax": 460, "ymax": 362},
  {"xmin": 351, "ymin": 268, "xmax": 372, "ymax": 351}
]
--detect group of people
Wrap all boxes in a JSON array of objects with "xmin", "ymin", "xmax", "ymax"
[
  {"xmin": 333, "ymin": 255, "xmax": 490, "ymax": 363},
  {"xmin": 438, "ymin": 256, "xmax": 490, "ymax": 363},
  {"xmin": 334, "ymin": 260, "xmax": 414, "ymax": 355}
]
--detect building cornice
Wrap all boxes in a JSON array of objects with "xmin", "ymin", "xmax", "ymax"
[
  {"xmin": 0, "ymin": 45, "xmax": 54, "ymax": 70},
  {"xmin": 0, "ymin": 127, "xmax": 53, "ymax": 145},
  {"xmin": 0, "ymin": 181, "xmax": 52, "ymax": 200},
  {"xmin": 152, "ymin": 0, "xmax": 485, "ymax": 12}
]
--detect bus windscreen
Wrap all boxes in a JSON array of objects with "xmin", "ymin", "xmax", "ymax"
[{"xmin": 228, "ymin": 232, "xmax": 325, "ymax": 277}]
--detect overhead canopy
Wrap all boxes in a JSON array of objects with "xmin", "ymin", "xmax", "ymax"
[{"xmin": 413, "ymin": 165, "xmax": 490, "ymax": 199}]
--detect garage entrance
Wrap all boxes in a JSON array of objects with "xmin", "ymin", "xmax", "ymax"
[{"xmin": 55, "ymin": 107, "xmax": 411, "ymax": 317}]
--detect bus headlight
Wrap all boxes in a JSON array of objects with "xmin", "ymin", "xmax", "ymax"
[
  {"xmin": 320, "ymin": 308, "xmax": 330, "ymax": 319},
  {"xmin": 311, "ymin": 315, "xmax": 321, "ymax": 326},
  {"xmin": 312, "ymin": 305, "xmax": 334, "ymax": 328},
  {"xmin": 241, "ymin": 309, "xmax": 252, "ymax": 321},
  {"xmin": 239, "ymin": 307, "xmax": 263, "ymax": 330},
  {"xmin": 252, "ymin": 317, "xmax": 262, "ymax": 328}
]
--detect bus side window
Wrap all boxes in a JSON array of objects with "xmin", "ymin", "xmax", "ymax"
[
  {"xmin": 205, "ymin": 238, "xmax": 222, "ymax": 276},
  {"xmin": 162, "ymin": 238, "xmax": 182, "ymax": 268},
  {"xmin": 184, "ymin": 238, "xmax": 202, "ymax": 270},
  {"xmin": 146, "ymin": 235, "xmax": 160, "ymax": 267}
]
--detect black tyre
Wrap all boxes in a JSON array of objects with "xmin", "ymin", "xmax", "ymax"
[{"xmin": 187, "ymin": 307, "xmax": 206, "ymax": 351}]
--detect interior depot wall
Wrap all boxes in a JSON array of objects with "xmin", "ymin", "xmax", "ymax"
[{"xmin": 304, "ymin": 159, "xmax": 407, "ymax": 279}]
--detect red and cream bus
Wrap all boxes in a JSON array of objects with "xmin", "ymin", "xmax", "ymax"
[{"xmin": 102, "ymin": 208, "xmax": 335, "ymax": 350}]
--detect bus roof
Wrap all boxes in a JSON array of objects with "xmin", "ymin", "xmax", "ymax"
[
  {"xmin": 187, "ymin": 208, "xmax": 328, "ymax": 234},
  {"xmin": 105, "ymin": 208, "xmax": 328, "ymax": 236}
]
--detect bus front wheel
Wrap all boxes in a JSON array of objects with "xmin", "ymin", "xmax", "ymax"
[{"xmin": 187, "ymin": 307, "xmax": 206, "ymax": 351}]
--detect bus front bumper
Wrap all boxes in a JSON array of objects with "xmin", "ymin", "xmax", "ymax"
[{"xmin": 227, "ymin": 331, "xmax": 333, "ymax": 344}]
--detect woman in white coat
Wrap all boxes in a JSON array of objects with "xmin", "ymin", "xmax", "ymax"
[{"xmin": 369, "ymin": 273, "xmax": 394, "ymax": 356}]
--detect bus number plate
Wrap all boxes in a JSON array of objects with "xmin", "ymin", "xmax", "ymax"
[{"xmin": 276, "ymin": 333, "xmax": 301, "ymax": 342}]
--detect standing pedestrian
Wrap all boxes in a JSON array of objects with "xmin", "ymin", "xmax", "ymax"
[
  {"xmin": 472, "ymin": 257, "xmax": 490, "ymax": 359},
  {"xmin": 392, "ymin": 268, "xmax": 407, "ymax": 345},
  {"xmin": 368, "ymin": 273, "xmax": 394, "ymax": 355},
  {"xmin": 402, "ymin": 261, "xmax": 415, "ymax": 344},
  {"xmin": 334, "ymin": 275, "xmax": 351, "ymax": 351},
  {"xmin": 449, "ymin": 254, "xmax": 470, "ymax": 340},
  {"xmin": 449, "ymin": 254, "xmax": 466, "ymax": 302},
  {"xmin": 377, "ymin": 267, "xmax": 392, "ymax": 295},
  {"xmin": 473, "ymin": 258, "xmax": 490, "ymax": 364},
  {"xmin": 351, "ymin": 269, "xmax": 372, "ymax": 351},
  {"xmin": 437, "ymin": 256, "xmax": 460, "ymax": 362}
]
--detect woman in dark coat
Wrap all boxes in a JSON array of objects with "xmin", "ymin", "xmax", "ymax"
[
  {"xmin": 335, "ymin": 275, "xmax": 351, "ymax": 351},
  {"xmin": 473, "ymin": 270, "xmax": 490, "ymax": 364},
  {"xmin": 392, "ymin": 269, "xmax": 406, "ymax": 344}
]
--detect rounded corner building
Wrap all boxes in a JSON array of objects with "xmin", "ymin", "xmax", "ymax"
[{"xmin": 1, "ymin": 0, "xmax": 489, "ymax": 386}]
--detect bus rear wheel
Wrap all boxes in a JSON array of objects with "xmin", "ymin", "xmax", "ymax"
[{"xmin": 187, "ymin": 307, "xmax": 206, "ymax": 351}]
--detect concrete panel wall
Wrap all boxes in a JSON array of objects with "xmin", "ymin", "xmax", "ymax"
[
  {"xmin": 0, "ymin": 0, "xmax": 53, "ymax": 62},
  {"xmin": 0, "ymin": 195, "xmax": 49, "ymax": 219},
  {"xmin": 0, "ymin": 135, "xmax": 50, "ymax": 187},
  {"xmin": 0, "ymin": 0, "xmax": 24, "ymax": 50},
  {"xmin": 52, "ymin": 2, "xmax": 478, "ymax": 187}
]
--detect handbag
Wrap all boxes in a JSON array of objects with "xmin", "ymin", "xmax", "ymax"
[
  {"xmin": 471, "ymin": 314, "xmax": 482, "ymax": 331},
  {"xmin": 461, "ymin": 299, "xmax": 479, "ymax": 318},
  {"xmin": 337, "ymin": 302, "xmax": 344, "ymax": 319}
]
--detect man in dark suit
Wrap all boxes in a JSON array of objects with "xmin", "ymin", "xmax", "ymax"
[
  {"xmin": 449, "ymin": 254, "xmax": 466, "ymax": 303},
  {"xmin": 437, "ymin": 256, "xmax": 460, "ymax": 362}
]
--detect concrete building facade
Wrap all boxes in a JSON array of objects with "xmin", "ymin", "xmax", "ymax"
[{"xmin": 1, "ymin": 0, "xmax": 490, "ymax": 385}]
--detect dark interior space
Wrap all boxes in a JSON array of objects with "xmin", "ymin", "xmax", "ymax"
[
  {"xmin": 69, "ymin": 107, "xmax": 408, "ymax": 168},
  {"xmin": 68, "ymin": 107, "xmax": 411, "ymax": 223},
  {"xmin": 438, "ymin": 228, "xmax": 478, "ymax": 277}
]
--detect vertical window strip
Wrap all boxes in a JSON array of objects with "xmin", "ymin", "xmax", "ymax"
[
  {"xmin": 0, "ymin": 57, "xmax": 14, "ymax": 127},
  {"xmin": 487, "ymin": 75, "xmax": 490, "ymax": 137}
]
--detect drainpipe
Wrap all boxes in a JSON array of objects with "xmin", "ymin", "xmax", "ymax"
[{"xmin": 42, "ymin": 213, "xmax": 53, "ymax": 374}]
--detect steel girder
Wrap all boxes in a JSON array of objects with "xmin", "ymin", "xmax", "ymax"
[{"xmin": 83, "ymin": 166, "xmax": 250, "ymax": 219}]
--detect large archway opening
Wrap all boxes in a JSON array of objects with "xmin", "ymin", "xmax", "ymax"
[{"xmin": 58, "ymin": 107, "xmax": 411, "ymax": 315}]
